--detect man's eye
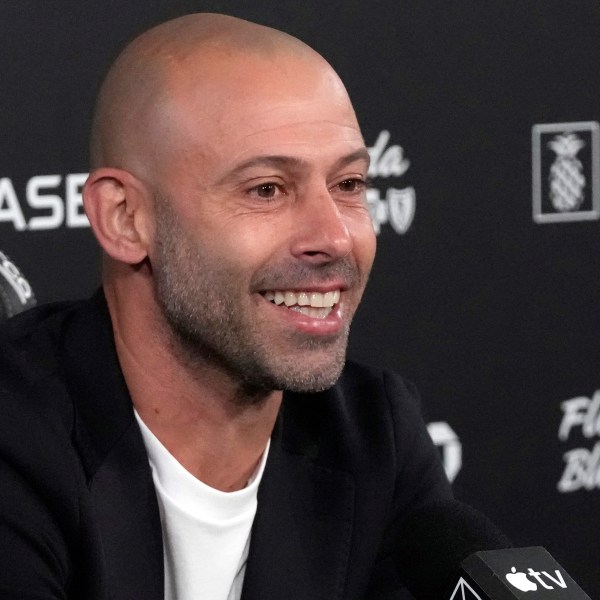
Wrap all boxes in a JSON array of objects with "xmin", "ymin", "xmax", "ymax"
[
  {"xmin": 335, "ymin": 179, "xmax": 365, "ymax": 193},
  {"xmin": 251, "ymin": 183, "xmax": 285, "ymax": 199}
]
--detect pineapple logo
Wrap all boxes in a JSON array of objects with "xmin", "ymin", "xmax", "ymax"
[
  {"xmin": 532, "ymin": 121, "xmax": 599, "ymax": 223},
  {"xmin": 548, "ymin": 133, "xmax": 586, "ymax": 212}
]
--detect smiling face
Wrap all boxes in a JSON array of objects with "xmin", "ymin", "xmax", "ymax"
[{"xmin": 123, "ymin": 29, "xmax": 376, "ymax": 393}]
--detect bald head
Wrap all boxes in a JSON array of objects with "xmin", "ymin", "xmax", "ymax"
[
  {"xmin": 89, "ymin": 13, "xmax": 346, "ymax": 176},
  {"xmin": 84, "ymin": 13, "xmax": 374, "ymax": 395}
]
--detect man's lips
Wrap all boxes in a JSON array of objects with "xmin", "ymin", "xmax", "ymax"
[{"xmin": 261, "ymin": 288, "xmax": 341, "ymax": 320}]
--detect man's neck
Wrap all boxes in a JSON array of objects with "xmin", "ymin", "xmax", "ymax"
[{"xmin": 105, "ymin": 281, "xmax": 281, "ymax": 492}]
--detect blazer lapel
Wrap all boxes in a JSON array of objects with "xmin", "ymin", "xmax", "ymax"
[
  {"xmin": 242, "ymin": 398, "xmax": 356, "ymax": 600},
  {"xmin": 88, "ymin": 422, "xmax": 164, "ymax": 600},
  {"xmin": 63, "ymin": 291, "xmax": 164, "ymax": 600}
]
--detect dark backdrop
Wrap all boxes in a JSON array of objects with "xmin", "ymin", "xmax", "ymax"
[{"xmin": 1, "ymin": 2, "xmax": 599, "ymax": 596}]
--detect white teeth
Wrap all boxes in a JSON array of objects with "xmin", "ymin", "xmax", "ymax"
[
  {"xmin": 274, "ymin": 291, "xmax": 285, "ymax": 305},
  {"xmin": 263, "ymin": 289, "xmax": 341, "ymax": 309},
  {"xmin": 297, "ymin": 292, "xmax": 310, "ymax": 306},
  {"xmin": 284, "ymin": 291, "xmax": 296, "ymax": 306},
  {"xmin": 290, "ymin": 306, "xmax": 331, "ymax": 319},
  {"xmin": 324, "ymin": 290, "xmax": 339, "ymax": 306},
  {"xmin": 310, "ymin": 292, "xmax": 324, "ymax": 308}
]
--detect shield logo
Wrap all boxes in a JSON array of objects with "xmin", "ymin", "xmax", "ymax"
[{"xmin": 386, "ymin": 186, "xmax": 416, "ymax": 234}]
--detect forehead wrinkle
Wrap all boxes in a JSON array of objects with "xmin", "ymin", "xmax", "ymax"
[{"xmin": 242, "ymin": 118, "xmax": 361, "ymax": 134}]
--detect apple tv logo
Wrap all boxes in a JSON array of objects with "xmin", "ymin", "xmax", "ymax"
[
  {"xmin": 506, "ymin": 568, "xmax": 538, "ymax": 592},
  {"xmin": 505, "ymin": 566, "xmax": 567, "ymax": 593}
]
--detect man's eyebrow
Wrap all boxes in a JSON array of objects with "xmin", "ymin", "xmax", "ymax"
[
  {"xmin": 219, "ymin": 148, "xmax": 371, "ymax": 183},
  {"xmin": 333, "ymin": 147, "xmax": 371, "ymax": 171}
]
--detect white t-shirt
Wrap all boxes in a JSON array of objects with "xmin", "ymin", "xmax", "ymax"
[{"xmin": 134, "ymin": 411, "xmax": 270, "ymax": 600}]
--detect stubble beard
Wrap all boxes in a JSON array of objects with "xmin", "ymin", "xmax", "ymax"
[{"xmin": 152, "ymin": 195, "xmax": 359, "ymax": 402}]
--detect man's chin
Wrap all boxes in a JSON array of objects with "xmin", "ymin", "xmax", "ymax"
[
  {"xmin": 266, "ymin": 357, "xmax": 346, "ymax": 394},
  {"xmin": 230, "ymin": 361, "xmax": 342, "ymax": 405}
]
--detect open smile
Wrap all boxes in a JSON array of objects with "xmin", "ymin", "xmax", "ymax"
[{"xmin": 262, "ymin": 289, "xmax": 341, "ymax": 319}]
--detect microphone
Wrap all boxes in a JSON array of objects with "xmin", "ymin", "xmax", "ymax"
[{"xmin": 394, "ymin": 499, "xmax": 591, "ymax": 599}]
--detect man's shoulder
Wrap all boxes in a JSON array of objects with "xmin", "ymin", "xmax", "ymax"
[
  {"xmin": 338, "ymin": 359, "xmax": 415, "ymax": 388},
  {"xmin": 0, "ymin": 296, "xmax": 86, "ymax": 342},
  {"xmin": 282, "ymin": 360, "xmax": 425, "ymax": 456},
  {"xmin": 332, "ymin": 361, "xmax": 430, "ymax": 452},
  {"xmin": 0, "ymin": 296, "xmax": 93, "ymax": 384},
  {"xmin": 0, "ymin": 292, "xmax": 116, "ymax": 437},
  {"xmin": 0, "ymin": 291, "xmax": 134, "ymax": 478}
]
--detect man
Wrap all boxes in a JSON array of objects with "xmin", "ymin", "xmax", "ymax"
[{"xmin": 0, "ymin": 13, "xmax": 451, "ymax": 600}]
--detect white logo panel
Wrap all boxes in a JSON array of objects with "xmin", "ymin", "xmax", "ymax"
[{"xmin": 532, "ymin": 121, "xmax": 600, "ymax": 223}]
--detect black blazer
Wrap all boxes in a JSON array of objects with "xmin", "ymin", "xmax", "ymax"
[{"xmin": 0, "ymin": 291, "xmax": 451, "ymax": 599}]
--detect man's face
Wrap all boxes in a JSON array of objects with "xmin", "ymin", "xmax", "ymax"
[{"xmin": 148, "ymin": 52, "xmax": 376, "ymax": 394}]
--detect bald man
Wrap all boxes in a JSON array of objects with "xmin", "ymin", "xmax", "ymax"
[{"xmin": 0, "ymin": 13, "xmax": 450, "ymax": 600}]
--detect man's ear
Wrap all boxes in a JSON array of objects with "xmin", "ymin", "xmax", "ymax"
[{"xmin": 83, "ymin": 168, "xmax": 153, "ymax": 265}]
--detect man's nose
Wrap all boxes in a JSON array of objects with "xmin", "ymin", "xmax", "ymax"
[{"xmin": 289, "ymin": 188, "xmax": 353, "ymax": 264}]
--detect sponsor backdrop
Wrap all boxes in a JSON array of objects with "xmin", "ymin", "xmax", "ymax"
[{"xmin": 1, "ymin": 2, "xmax": 599, "ymax": 597}]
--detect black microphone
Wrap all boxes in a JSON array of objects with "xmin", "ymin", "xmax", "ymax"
[
  {"xmin": 456, "ymin": 546, "xmax": 591, "ymax": 599},
  {"xmin": 395, "ymin": 500, "xmax": 591, "ymax": 599}
]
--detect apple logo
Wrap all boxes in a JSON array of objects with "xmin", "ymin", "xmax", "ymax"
[{"xmin": 506, "ymin": 567, "xmax": 538, "ymax": 592}]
